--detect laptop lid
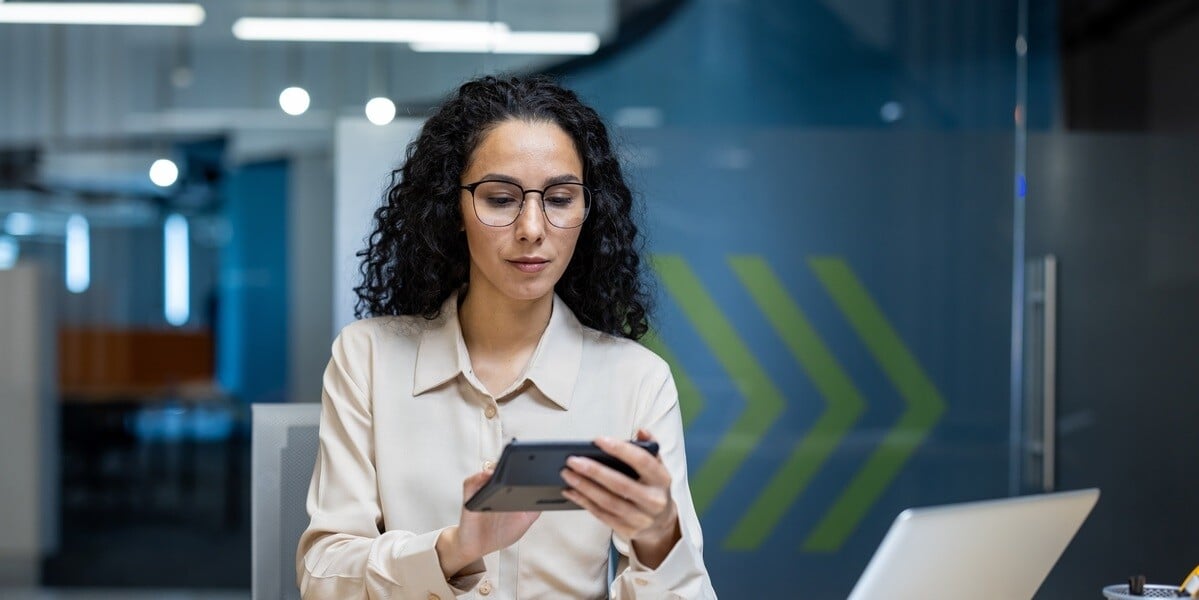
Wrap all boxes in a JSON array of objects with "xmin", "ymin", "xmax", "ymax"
[{"xmin": 847, "ymin": 488, "xmax": 1100, "ymax": 600}]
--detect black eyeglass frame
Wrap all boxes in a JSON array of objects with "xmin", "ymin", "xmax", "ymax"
[{"xmin": 460, "ymin": 179, "xmax": 593, "ymax": 229}]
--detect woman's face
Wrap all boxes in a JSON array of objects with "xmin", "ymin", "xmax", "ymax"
[{"xmin": 459, "ymin": 118, "xmax": 584, "ymax": 305}]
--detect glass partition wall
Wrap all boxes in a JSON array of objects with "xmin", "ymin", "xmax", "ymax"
[{"xmin": 559, "ymin": 1, "xmax": 1044, "ymax": 596}]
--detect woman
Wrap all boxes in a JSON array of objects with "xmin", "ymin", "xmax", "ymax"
[{"xmin": 297, "ymin": 75, "xmax": 716, "ymax": 599}]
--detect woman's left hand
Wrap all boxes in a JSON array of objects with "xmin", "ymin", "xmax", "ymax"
[{"xmin": 560, "ymin": 429, "xmax": 681, "ymax": 566}]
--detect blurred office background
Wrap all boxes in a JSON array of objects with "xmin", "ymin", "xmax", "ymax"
[{"xmin": 0, "ymin": 0, "xmax": 1196, "ymax": 597}]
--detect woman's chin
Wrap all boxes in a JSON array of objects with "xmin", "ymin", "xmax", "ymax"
[{"xmin": 501, "ymin": 282, "xmax": 557, "ymax": 303}]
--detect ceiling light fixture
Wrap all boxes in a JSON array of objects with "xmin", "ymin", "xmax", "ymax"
[
  {"xmin": 150, "ymin": 158, "xmax": 179, "ymax": 187},
  {"xmin": 0, "ymin": 3, "xmax": 205, "ymax": 26},
  {"xmin": 364, "ymin": 97, "xmax": 396, "ymax": 126},
  {"xmin": 411, "ymin": 31, "xmax": 600, "ymax": 55},
  {"xmin": 279, "ymin": 86, "xmax": 310, "ymax": 116},
  {"xmin": 232, "ymin": 18, "xmax": 506, "ymax": 44},
  {"xmin": 231, "ymin": 18, "xmax": 600, "ymax": 55}
]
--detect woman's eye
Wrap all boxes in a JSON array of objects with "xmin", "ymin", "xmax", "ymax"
[
  {"xmin": 545, "ymin": 195, "xmax": 575, "ymax": 207},
  {"xmin": 486, "ymin": 196, "xmax": 518, "ymax": 206}
]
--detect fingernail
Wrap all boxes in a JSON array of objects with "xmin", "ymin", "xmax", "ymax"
[{"xmin": 596, "ymin": 436, "xmax": 614, "ymax": 446}]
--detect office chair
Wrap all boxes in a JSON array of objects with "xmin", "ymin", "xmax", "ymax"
[{"xmin": 251, "ymin": 403, "xmax": 321, "ymax": 600}]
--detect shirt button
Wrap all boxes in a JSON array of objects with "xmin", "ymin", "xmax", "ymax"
[
  {"xmin": 427, "ymin": 594, "xmax": 440, "ymax": 600},
  {"xmin": 634, "ymin": 577, "xmax": 649, "ymax": 586},
  {"xmin": 483, "ymin": 460, "xmax": 494, "ymax": 471},
  {"xmin": 484, "ymin": 405, "xmax": 497, "ymax": 419},
  {"xmin": 479, "ymin": 580, "xmax": 493, "ymax": 595}
]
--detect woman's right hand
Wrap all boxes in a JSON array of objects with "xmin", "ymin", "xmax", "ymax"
[{"xmin": 435, "ymin": 469, "xmax": 541, "ymax": 578}]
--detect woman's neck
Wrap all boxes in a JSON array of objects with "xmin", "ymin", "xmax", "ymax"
[{"xmin": 458, "ymin": 288, "xmax": 554, "ymax": 358}]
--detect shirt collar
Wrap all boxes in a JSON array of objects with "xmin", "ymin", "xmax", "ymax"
[
  {"xmin": 523, "ymin": 294, "xmax": 583, "ymax": 409},
  {"xmin": 412, "ymin": 292, "xmax": 471, "ymax": 397},
  {"xmin": 412, "ymin": 292, "xmax": 583, "ymax": 410}
]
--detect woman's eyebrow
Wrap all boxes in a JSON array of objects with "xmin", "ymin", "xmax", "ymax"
[
  {"xmin": 544, "ymin": 174, "xmax": 583, "ymax": 185},
  {"xmin": 477, "ymin": 173, "xmax": 520, "ymax": 184},
  {"xmin": 476, "ymin": 173, "xmax": 583, "ymax": 186}
]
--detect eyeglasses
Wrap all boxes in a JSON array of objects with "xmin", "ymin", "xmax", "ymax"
[{"xmin": 461, "ymin": 179, "xmax": 591, "ymax": 229}]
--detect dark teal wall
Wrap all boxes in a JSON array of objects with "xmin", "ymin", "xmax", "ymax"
[
  {"xmin": 563, "ymin": 0, "xmax": 1057, "ymax": 130},
  {"xmin": 217, "ymin": 159, "xmax": 289, "ymax": 404}
]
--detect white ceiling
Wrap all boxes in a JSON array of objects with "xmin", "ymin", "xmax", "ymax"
[{"xmin": 0, "ymin": 0, "xmax": 618, "ymax": 145}]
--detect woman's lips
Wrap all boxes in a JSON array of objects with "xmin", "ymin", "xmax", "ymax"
[{"xmin": 509, "ymin": 259, "xmax": 549, "ymax": 273}]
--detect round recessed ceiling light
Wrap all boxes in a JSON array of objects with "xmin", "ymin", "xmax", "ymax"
[
  {"xmin": 150, "ymin": 159, "xmax": 180, "ymax": 187},
  {"xmin": 279, "ymin": 86, "xmax": 311, "ymax": 116},
  {"xmin": 365, "ymin": 97, "xmax": 396, "ymax": 126}
]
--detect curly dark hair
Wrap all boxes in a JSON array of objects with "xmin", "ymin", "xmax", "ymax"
[{"xmin": 354, "ymin": 74, "xmax": 651, "ymax": 340}]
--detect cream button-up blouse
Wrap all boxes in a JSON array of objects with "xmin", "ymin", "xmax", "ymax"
[{"xmin": 296, "ymin": 293, "xmax": 716, "ymax": 599}]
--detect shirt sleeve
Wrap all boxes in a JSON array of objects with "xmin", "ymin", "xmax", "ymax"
[
  {"xmin": 296, "ymin": 329, "xmax": 487, "ymax": 600},
  {"xmin": 610, "ymin": 363, "xmax": 718, "ymax": 599}
]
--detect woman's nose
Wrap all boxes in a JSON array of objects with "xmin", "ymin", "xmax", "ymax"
[{"xmin": 514, "ymin": 195, "xmax": 547, "ymax": 242}]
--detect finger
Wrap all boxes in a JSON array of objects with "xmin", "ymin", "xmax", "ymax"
[
  {"xmin": 561, "ymin": 488, "xmax": 612, "ymax": 521},
  {"xmin": 569, "ymin": 454, "xmax": 672, "ymax": 518},
  {"xmin": 562, "ymin": 488, "xmax": 638, "ymax": 536},
  {"xmin": 565, "ymin": 455, "xmax": 650, "ymax": 507},
  {"xmin": 592, "ymin": 437, "xmax": 671, "ymax": 486},
  {"xmin": 560, "ymin": 465, "xmax": 642, "ymax": 516},
  {"xmin": 462, "ymin": 470, "xmax": 493, "ymax": 497},
  {"xmin": 562, "ymin": 464, "xmax": 667, "ymax": 529},
  {"xmin": 635, "ymin": 429, "xmax": 655, "ymax": 442}
]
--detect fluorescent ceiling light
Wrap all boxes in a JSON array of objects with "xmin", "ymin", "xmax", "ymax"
[
  {"xmin": 232, "ymin": 18, "xmax": 506, "ymax": 44},
  {"xmin": 0, "ymin": 3, "xmax": 205, "ymax": 26},
  {"xmin": 411, "ymin": 31, "xmax": 601, "ymax": 55}
]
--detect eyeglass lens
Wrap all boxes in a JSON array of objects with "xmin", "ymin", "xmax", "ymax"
[{"xmin": 471, "ymin": 181, "xmax": 589, "ymax": 228}]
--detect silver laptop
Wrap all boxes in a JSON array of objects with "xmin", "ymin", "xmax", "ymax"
[{"xmin": 848, "ymin": 488, "xmax": 1100, "ymax": 600}]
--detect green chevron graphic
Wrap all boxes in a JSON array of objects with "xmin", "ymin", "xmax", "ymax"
[
  {"xmin": 649, "ymin": 253, "xmax": 945, "ymax": 551},
  {"xmin": 723, "ymin": 256, "xmax": 867, "ymax": 550},
  {"xmin": 652, "ymin": 255, "xmax": 786, "ymax": 515},
  {"xmin": 802, "ymin": 257, "xmax": 946, "ymax": 552},
  {"xmin": 641, "ymin": 331, "xmax": 705, "ymax": 428}
]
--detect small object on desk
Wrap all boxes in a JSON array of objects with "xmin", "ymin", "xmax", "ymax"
[
  {"xmin": 1129, "ymin": 574, "xmax": 1145, "ymax": 596},
  {"xmin": 1103, "ymin": 580, "xmax": 1190, "ymax": 599},
  {"xmin": 1179, "ymin": 564, "xmax": 1199, "ymax": 598}
]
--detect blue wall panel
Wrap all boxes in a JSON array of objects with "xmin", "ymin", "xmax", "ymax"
[{"xmin": 218, "ymin": 159, "xmax": 290, "ymax": 405}]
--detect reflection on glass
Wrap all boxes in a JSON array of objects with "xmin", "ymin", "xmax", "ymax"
[
  {"xmin": 65, "ymin": 214, "xmax": 89, "ymax": 293},
  {"xmin": 164, "ymin": 213, "xmax": 190, "ymax": 326},
  {"xmin": 0, "ymin": 235, "xmax": 17, "ymax": 269},
  {"xmin": 5, "ymin": 211, "xmax": 34, "ymax": 236}
]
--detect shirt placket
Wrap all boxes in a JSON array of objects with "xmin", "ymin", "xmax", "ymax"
[{"xmin": 461, "ymin": 373, "xmax": 508, "ymax": 598}]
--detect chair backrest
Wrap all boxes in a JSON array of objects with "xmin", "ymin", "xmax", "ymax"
[{"xmin": 252, "ymin": 402, "xmax": 321, "ymax": 600}]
